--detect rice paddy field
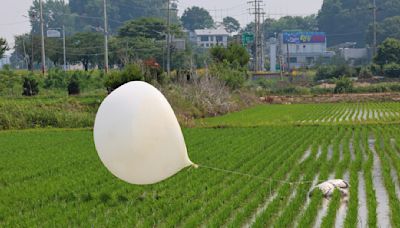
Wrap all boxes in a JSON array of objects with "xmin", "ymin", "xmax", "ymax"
[{"xmin": 1, "ymin": 102, "xmax": 400, "ymax": 227}]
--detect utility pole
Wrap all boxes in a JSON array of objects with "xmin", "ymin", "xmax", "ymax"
[
  {"xmin": 31, "ymin": 33, "xmax": 34, "ymax": 72},
  {"xmin": 39, "ymin": 0, "xmax": 46, "ymax": 74},
  {"xmin": 167, "ymin": 0, "xmax": 171, "ymax": 77},
  {"xmin": 372, "ymin": 0, "xmax": 377, "ymax": 57},
  {"xmin": 63, "ymin": 25, "xmax": 67, "ymax": 71},
  {"xmin": 261, "ymin": 13, "xmax": 265, "ymax": 72},
  {"xmin": 286, "ymin": 43, "xmax": 290, "ymax": 73},
  {"xmin": 248, "ymin": 0, "xmax": 264, "ymax": 72},
  {"xmin": 22, "ymin": 38, "xmax": 29, "ymax": 69},
  {"xmin": 103, "ymin": 0, "xmax": 109, "ymax": 73}
]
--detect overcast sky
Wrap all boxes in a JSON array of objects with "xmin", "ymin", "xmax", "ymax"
[{"xmin": 1, "ymin": 0, "xmax": 323, "ymax": 50}]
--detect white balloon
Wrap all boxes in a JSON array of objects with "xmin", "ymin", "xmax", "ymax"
[{"xmin": 94, "ymin": 81, "xmax": 194, "ymax": 185}]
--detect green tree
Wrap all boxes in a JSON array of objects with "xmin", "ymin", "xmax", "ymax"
[
  {"xmin": 29, "ymin": 0, "xmax": 75, "ymax": 35},
  {"xmin": 109, "ymin": 37, "xmax": 163, "ymax": 67},
  {"xmin": 0, "ymin": 38, "xmax": 8, "ymax": 58},
  {"xmin": 68, "ymin": 73, "xmax": 80, "ymax": 95},
  {"xmin": 210, "ymin": 43, "xmax": 250, "ymax": 67},
  {"xmin": 223, "ymin": 17, "xmax": 241, "ymax": 34},
  {"xmin": 368, "ymin": 16, "xmax": 400, "ymax": 45},
  {"xmin": 334, "ymin": 76, "xmax": 353, "ymax": 94},
  {"xmin": 117, "ymin": 18, "xmax": 181, "ymax": 40},
  {"xmin": 13, "ymin": 34, "xmax": 41, "ymax": 70},
  {"xmin": 111, "ymin": 17, "xmax": 186, "ymax": 70},
  {"xmin": 105, "ymin": 64, "xmax": 144, "ymax": 92},
  {"xmin": 13, "ymin": 33, "xmax": 65, "ymax": 69},
  {"xmin": 181, "ymin": 6, "xmax": 214, "ymax": 31},
  {"xmin": 22, "ymin": 76, "xmax": 39, "ymax": 96},
  {"xmin": 68, "ymin": 32, "xmax": 104, "ymax": 71},
  {"xmin": 243, "ymin": 15, "xmax": 318, "ymax": 39},
  {"xmin": 68, "ymin": 0, "xmax": 171, "ymax": 33},
  {"xmin": 318, "ymin": 0, "xmax": 400, "ymax": 47},
  {"xmin": 374, "ymin": 38, "xmax": 400, "ymax": 66},
  {"xmin": 118, "ymin": 18, "xmax": 167, "ymax": 39}
]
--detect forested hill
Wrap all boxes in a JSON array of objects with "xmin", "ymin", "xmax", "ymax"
[
  {"xmin": 318, "ymin": 0, "xmax": 400, "ymax": 47},
  {"xmin": 29, "ymin": 0, "xmax": 174, "ymax": 34}
]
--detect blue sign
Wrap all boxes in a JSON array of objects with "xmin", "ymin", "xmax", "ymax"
[{"xmin": 283, "ymin": 32, "xmax": 326, "ymax": 44}]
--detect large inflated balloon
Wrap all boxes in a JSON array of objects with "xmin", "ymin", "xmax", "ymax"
[{"xmin": 94, "ymin": 81, "xmax": 194, "ymax": 185}]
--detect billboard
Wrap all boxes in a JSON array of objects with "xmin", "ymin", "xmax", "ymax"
[{"xmin": 283, "ymin": 32, "xmax": 326, "ymax": 44}]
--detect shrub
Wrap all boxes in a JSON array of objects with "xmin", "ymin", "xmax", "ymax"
[
  {"xmin": 104, "ymin": 64, "xmax": 144, "ymax": 92},
  {"xmin": 0, "ymin": 66, "xmax": 22, "ymax": 96},
  {"xmin": 359, "ymin": 66, "xmax": 373, "ymax": 79},
  {"xmin": 315, "ymin": 65, "xmax": 354, "ymax": 81},
  {"xmin": 370, "ymin": 63, "xmax": 382, "ymax": 76},
  {"xmin": 210, "ymin": 43, "xmax": 250, "ymax": 67},
  {"xmin": 210, "ymin": 61, "xmax": 247, "ymax": 89},
  {"xmin": 22, "ymin": 76, "xmax": 39, "ymax": 96},
  {"xmin": 334, "ymin": 77, "xmax": 353, "ymax": 94},
  {"xmin": 68, "ymin": 74, "xmax": 80, "ymax": 95},
  {"xmin": 44, "ymin": 69, "xmax": 68, "ymax": 89},
  {"xmin": 383, "ymin": 63, "xmax": 400, "ymax": 78}
]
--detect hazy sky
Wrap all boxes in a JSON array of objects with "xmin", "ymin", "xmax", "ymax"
[{"xmin": 1, "ymin": 0, "xmax": 323, "ymax": 50}]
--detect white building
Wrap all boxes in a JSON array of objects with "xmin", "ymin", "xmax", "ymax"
[
  {"xmin": 340, "ymin": 48, "xmax": 370, "ymax": 63},
  {"xmin": 272, "ymin": 32, "xmax": 334, "ymax": 71},
  {"xmin": 193, "ymin": 28, "xmax": 229, "ymax": 48}
]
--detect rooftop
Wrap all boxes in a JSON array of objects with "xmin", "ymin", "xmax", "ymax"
[{"xmin": 194, "ymin": 28, "xmax": 229, "ymax": 36}]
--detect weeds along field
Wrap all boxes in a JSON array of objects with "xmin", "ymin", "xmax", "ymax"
[{"xmin": 1, "ymin": 103, "xmax": 400, "ymax": 226}]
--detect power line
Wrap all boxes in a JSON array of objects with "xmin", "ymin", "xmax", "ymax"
[
  {"xmin": 0, "ymin": 20, "xmax": 30, "ymax": 26},
  {"xmin": 248, "ymin": 0, "xmax": 265, "ymax": 72},
  {"xmin": 103, "ymin": 0, "xmax": 109, "ymax": 73}
]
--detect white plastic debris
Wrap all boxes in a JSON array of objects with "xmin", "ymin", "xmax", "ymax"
[{"xmin": 309, "ymin": 179, "xmax": 349, "ymax": 198}]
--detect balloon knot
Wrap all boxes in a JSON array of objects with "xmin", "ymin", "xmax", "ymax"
[{"xmin": 192, "ymin": 164, "xmax": 199, "ymax": 169}]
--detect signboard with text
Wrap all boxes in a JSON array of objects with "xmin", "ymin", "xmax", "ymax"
[
  {"xmin": 283, "ymin": 32, "xmax": 326, "ymax": 44},
  {"xmin": 242, "ymin": 32, "xmax": 254, "ymax": 46}
]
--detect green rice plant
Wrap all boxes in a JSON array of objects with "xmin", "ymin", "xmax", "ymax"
[
  {"xmin": 374, "ymin": 127, "xmax": 400, "ymax": 227},
  {"xmin": 363, "ymin": 127, "xmax": 378, "ymax": 228}
]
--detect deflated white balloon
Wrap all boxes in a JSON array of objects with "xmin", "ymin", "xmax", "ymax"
[{"xmin": 94, "ymin": 81, "xmax": 194, "ymax": 185}]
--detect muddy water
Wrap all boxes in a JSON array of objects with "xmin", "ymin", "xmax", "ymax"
[
  {"xmin": 334, "ymin": 172, "xmax": 350, "ymax": 228},
  {"xmin": 390, "ymin": 166, "xmax": 400, "ymax": 200},
  {"xmin": 360, "ymin": 138, "xmax": 367, "ymax": 161},
  {"xmin": 358, "ymin": 109, "xmax": 363, "ymax": 121},
  {"xmin": 339, "ymin": 109, "xmax": 349, "ymax": 122},
  {"xmin": 339, "ymin": 143, "xmax": 344, "ymax": 161},
  {"xmin": 317, "ymin": 146, "xmax": 322, "ymax": 158},
  {"xmin": 368, "ymin": 110, "xmax": 373, "ymax": 119},
  {"xmin": 363, "ymin": 109, "xmax": 368, "ymax": 120},
  {"xmin": 350, "ymin": 139, "xmax": 355, "ymax": 161},
  {"xmin": 351, "ymin": 109, "xmax": 359, "ymax": 121},
  {"xmin": 313, "ymin": 174, "xmax": 335, "ymax": 228},
  {"xmin": 390, "ymin": 138, "xmax": 396, "ymax": 151},
  {"xmin": 291, "ymin": 174, "xmax": 321, "ymax": 228},
  {"xmin": 379, "ymin": 111, "xmax": 384, "ymax": 119},
  {"xmin": 358, "ymin": 172, "xmax": 368, "ymax": 228},
  {"xmin": 243, "ymin": 185, "xmax": 278, "ymax": 227},
  {"xmin": 300, "ymin": 147, "xmax": 312, "ymax": 163},
  {"xmin": 369, "ymin": 138, "xmax": 391, "ymax": 228},
  {"xmin": 374, "ymin": 110, "xmax": 379, "ymax": 120},
  {"xmin": 327, "ymin": 145, "xmax": 334, "ymax": 161},
  {"xmin": 305, "ymin": 174, "xmax": 320, "ymax": 206}
]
